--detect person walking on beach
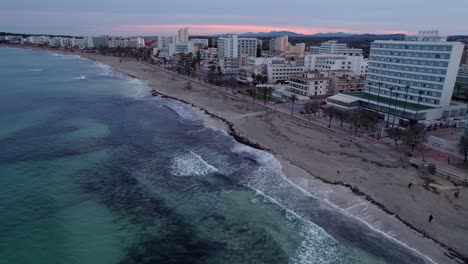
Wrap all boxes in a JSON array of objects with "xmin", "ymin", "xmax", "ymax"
[
  {"xmin": 408, "ymin": 180, "xmax": 413, "ymax": 189},
  {"xmin": 428, "ymin": 214, "xmax": 433, "ymax": 223},
  {"xmin": 454, "ymin": 190, "xmax": 460, "ymax": 199}
]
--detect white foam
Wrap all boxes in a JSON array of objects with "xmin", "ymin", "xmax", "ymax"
[
  {"xmin": 276, "ymin": 167, "xmax": 439, "ymax": 264},
  {"xmin": 250, "ymin": 187, "xmax": 347, "ymax": 264},
  {"xmin": 170, "ymin": 151, "xmax": 218, "ymax": 177},
  {"xmin": 72, "ymin": 75, "xmax": 86, "ymax": 80},
  {"xmin": 230, "ymin": 142, "xmax": 440, "ymax": 263},
  {"xmin": 26, "ymin": 69, "xmax": 43, "ymax": 72}
]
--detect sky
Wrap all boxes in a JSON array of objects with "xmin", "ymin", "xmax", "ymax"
[{"xmin": 1, "ymin": 0, "xmax": 467, "ymax": 36}]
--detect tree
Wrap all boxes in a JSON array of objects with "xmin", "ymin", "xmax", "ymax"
[
  {"xmin": 386, "ymin": 127, "xmax": 406, "ymax": 148},
  {"xmin": 376, "ymin": 82, "xmax": 383, "ymax": 112},
  {"xmin": 289, "ymin": 94, "xmax": 297, "ymax": 115},
  {"xmin": 304, "ymin": 101, "xmax": 319, "ymax": 121},
  {"xmin": 414, "ymin": 90, "xmax": 424, "ymax": 120},
  {"xmin": 335, "ymin": 109, "xmax": 349, "ymax": 127},
  {"xmin": 459, "ymin": 134, "xmax": 468, "ymax": 162},
  {"xmin": 402, "ymin": 85, "xmax": 410, "ymax": 119},
  {"xmin": 405, "ymin": 122, "xmax": 426, "ymax": 152},
  {"xmin": 256, "ymin": 45, "xmax": 262, "ymax": 57},
  {"xmin": 348, "ymin": 110, "xmax": 362, "ymax": 136},
  {"xmin": 386, "ymin": 87, "xmax": 395, "ymax": 128},
  {"xmin": 324, "ymin": 106, "xmax": 335, "ymax": 128}
]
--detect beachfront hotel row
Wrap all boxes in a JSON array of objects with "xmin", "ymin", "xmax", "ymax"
[{"xmin": 2, "ymin": 29, "xmax": 467, "ymax": 123}]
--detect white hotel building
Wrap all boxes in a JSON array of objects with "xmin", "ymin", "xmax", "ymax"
[
  {"xmin": 217, "ymin": 34, "xmax": 257, "ymax": 58},
  {"xmin": 328, "ymin": 31, "xmax": 465, "ymax": 121},
  {"xmin": 304, "ymin": 54, "xmax": 365, "ymax": 76}
]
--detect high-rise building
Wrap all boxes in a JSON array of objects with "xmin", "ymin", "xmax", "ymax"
[
  {"xmin": 218, "ymin": 34, "xmax": 239, "ymax": 58},
  {"xmin": 238, "ymin": 37, "xmax": 258, "ymax": 57},
  {"xmin": 331, "ymin": 30, "xmax": 465, "ymax": 121},
  {"xmin": 177, "ymin": 27, "xmax": 189, "ymax": 43},
  {"xmin": 270, "ymin": 36, "xmax": 289, "ymax": 52}
]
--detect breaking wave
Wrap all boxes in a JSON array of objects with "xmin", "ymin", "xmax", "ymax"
[{"xmin": 170, "ymin": 151, "xmax": 218, "ymax": 177}]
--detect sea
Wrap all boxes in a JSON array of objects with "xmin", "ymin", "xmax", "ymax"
[{"xmin": 0, "ymin": 47, "xmax": 433, "ymax": 264}]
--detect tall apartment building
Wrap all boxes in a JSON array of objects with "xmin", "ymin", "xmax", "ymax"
[
  {"xmin": 270, "ymin": 36, "xmax": 289, "ymax": 52},
  {"xmin": 217, "ymin": 34, "xmax": 257, "ymax": 58},
  {"xmin": 453, "ymin": 64, "xmax": 468, "ymax": 100},
  {"xmin": 218, "ymin": 34, "xmax": 239, "ymax": 58},
  {"xmin": 177, "ymin": 27, "xmax": 189, "ymax": 43},
  {"xmin": 269, "ymin": 36, "xmax": 305, "ymax": 54},
  {"xmin": 340, "ymin": 30, "xmax": 465, "ymax": 121},
  {"xmin": 238, "ymin": 38, "xmax": 258, "ymax": 57}
]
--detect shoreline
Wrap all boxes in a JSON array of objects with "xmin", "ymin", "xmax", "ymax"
[
  {"xmin": 70, "ymin": 49, "xmax": 468, "ymax": 263},
  {"xmin": 6, "ymin": 45, "xmax": 468, "ymax": 263}
]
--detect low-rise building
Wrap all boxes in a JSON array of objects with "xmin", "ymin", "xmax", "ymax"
[
  {"xmin": 304, "ymin": 53, "xmax": 365, "ymax": 76},
  {"xmin": 267, "ymin": 64, "xmax": 304, "ymax": 83},
  {"xmin": 327, "ymin": 70, "xmax": 366, "ymax": 95},
  {"xmin": 287, "ymin": 71, "xmax": 329, "ymax": 98}
]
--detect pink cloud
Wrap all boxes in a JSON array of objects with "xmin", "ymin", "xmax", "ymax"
[{"xmin": 118, "ymin": 24, "xmax": 369, "ymax": 35}]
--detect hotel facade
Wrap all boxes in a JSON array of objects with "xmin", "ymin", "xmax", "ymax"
[{"xmin": 328, "ymin": 31, "xmax": 466, "ymax": 121}]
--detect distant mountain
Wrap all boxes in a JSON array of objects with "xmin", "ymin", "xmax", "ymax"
[
  {"xmin": 239, "ymin": 31, "xmax": 305, "ymax": 37},
  {"xmin": 309, "ymin": 32, "xmax": 355, "ymax": 37}
]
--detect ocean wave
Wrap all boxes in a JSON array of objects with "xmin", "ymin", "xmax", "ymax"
[
  {"xmin": 170, "ymin": 151, "xmax": 218, "ymax": 177},
  {"xmin": 94, "ymin": 62, "xmax": 115, "ymax": 77},
  {"xmin": 72, "ymin": 75, "xmax": 86, "ymax": 80},
  {"xmin": 26, "ymin": 69, "xmax": 43, "ymax": 72},
  {"xmin": 162, "ymin": 100, "xmax": 204, "ymax": 124},
  {"xmin": 50, "ymin": 52, "xmax": 64, "ymax": 57}
]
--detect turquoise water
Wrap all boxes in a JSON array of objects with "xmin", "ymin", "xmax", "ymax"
[{"xmin": 0, "ymin": 47, "xmax": 429, "ymax": 263}]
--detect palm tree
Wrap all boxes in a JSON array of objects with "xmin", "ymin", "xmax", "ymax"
[
  {"xmin": 392, "ymin": 92, "xmax": 399, "ymax": 128},
  {"xmin": 386, "ymin": 87, "xmax": 394, "ymax": 128},
  {"xmin": 415, "ymin": 90, "xmax": 424, "ymax": 120},
  {"xmin": 324, "ymin": 106, "xmax": 335, "ymax": 128},
  {"xmin": 289, "ymin": 94, "xmax": 297, "ymax": 115},
  {"xmin": 376, "ymin": 82, "xmax": 383, "ymax": 112},
  {"xmin": 366, "ymin": 82, "xmax": 372, "ymax": 109},
  {"xmin": 402, "ymin": 85, "xmax": 410, "ymax": 120}
]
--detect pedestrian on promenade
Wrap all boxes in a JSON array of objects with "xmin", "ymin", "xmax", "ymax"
[
  {"xmin": 454, "ymin": 190, "xmax": 460, "ymax": 199},
  {"xmin": 428, "ymin": 214, "xmax": 433, "ymax": 223},
  {"xmin": 337, "ymin": 170, "xmax": 340, "ymax": 175},
  {"xmin": 408, "ymin": 181, "xmax": 413, "ymax": 189}
]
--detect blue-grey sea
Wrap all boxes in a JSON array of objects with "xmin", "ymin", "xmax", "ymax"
[{"xmin": 0, "ymin": 47, "xmax": 430, "ymax": 264}]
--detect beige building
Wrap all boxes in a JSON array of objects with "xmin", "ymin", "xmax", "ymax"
[
  {"xmin": 327, "ymin": 70, "xmax": 366, "ymax": 95},
  {"xmin": 269, "ymin": 36, "xmax": 305, "ymax": 54},
  {"xmin": 287, "ymin": 71, "xmax": 329, "ymax": 98}
]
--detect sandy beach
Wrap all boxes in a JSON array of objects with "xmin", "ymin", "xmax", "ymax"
[{"xmin": 20, "ymin": 47, "xmax": 467, "ymax": 263}]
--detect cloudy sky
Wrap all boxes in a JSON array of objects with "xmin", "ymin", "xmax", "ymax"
[{"xmin": 1, "ymin": 0, "xmax": 467, "ymax": 36}]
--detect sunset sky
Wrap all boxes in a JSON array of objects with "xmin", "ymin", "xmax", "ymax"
[{"xmin": 1, "ymin": 0, "xmax": 467, "ymax": 36}]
